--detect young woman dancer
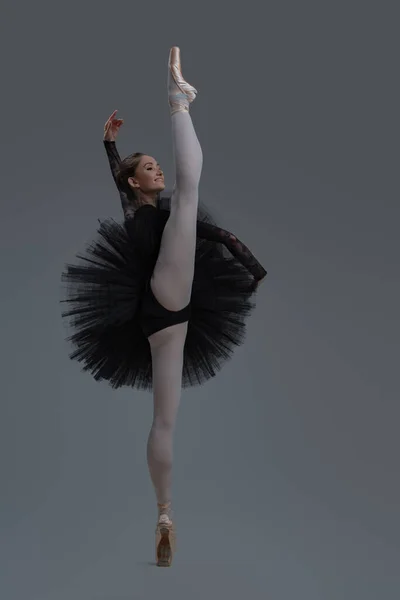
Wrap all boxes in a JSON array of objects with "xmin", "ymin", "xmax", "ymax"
[{"xmin": 62, "ymin": 47, "xmax": 267, "ymax": 566}]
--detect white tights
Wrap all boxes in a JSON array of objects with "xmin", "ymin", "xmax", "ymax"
[{"xmin": 146, "ymin": 110, "xmax": 203, "ymax": 514}]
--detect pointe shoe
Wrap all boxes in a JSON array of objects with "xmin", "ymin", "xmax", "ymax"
[
  {"xmin": 156, "ymin": 503, "xmax": 176, "ymax": 567},
  {"xmin": 168, "ymin": 46, "xmax": 198, "ymax": 115}
]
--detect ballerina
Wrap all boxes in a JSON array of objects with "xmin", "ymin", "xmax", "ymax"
[{"xmin": 62, "ymin": 47, "xmax": 266, "ymax": 566}]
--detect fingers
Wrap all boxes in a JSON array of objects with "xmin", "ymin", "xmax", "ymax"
[
  {"xmin": 103, "ymin": 111, "xmax": 124, "ymax": 133},
  {"xmin": 104, "ymin": 109, "xmax": 118, "ymax": 128}
]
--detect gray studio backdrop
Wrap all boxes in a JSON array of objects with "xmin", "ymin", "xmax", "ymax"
[{"xmin": 1, "ymin": 2, "xmax": 399, "ymax": 599}]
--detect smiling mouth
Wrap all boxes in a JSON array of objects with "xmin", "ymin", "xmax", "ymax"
[{"xmin": 155, "ymin": 178, "xmax": 164, "ymax": 182}]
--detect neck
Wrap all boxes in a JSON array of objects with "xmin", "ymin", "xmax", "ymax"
[{"xmin": 137, "ymin": 190, "xmax": 158, "ymax": 207}]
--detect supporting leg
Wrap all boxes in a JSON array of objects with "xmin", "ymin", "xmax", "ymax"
[
  {"xmin": 147, "ymin": 322, "xmax": 187, "ymax": 566},
  {"xmin": 146, "ymin": 323, "xmax": 187, "ymax": 511}
]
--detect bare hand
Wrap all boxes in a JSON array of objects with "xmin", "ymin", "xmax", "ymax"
[{"xmin": 103, "ymin": 109, "xmax": 124, "ymax": 142}]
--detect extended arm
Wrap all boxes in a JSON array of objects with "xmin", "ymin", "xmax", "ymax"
[
  {"xmin": 103, "ymin": 140, "xmax": 135, "ymax": 219},
  {"xmin": 196, "ymin": 220, "xmax": 267, "ymax": 282}
]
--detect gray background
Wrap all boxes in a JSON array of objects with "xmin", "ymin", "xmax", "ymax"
[{"xmin": 1, "ymin": 1, "xmax": 399, "ymax": 598}]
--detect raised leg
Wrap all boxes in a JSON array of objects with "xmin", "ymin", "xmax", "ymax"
[
  {"xmin": 150, "ymin": 47, "xmax": 202, "ymax": 312},
  {"xmin": 150, "ymin": 110, "xmax": 203, "ymax": 311}
]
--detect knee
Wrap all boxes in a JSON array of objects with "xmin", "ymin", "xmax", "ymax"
[{"xmin": 152, "ymin": 415, "xmax": 176, "ymax": 433}]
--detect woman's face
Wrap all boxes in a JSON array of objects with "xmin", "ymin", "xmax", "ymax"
[{"xmin": 128, "ymin": 155, "xmax": 165, "ymax": 194}]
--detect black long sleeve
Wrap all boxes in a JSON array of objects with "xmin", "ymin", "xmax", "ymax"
[
  {"xmin": 103, "ymin": 140, "xmax": 135, "ymax": 218},
  {"xmin": 195, "ymin": 220, "xmax": 267, "ymax": 282}
]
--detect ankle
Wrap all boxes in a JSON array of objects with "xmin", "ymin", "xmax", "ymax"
[
  {"xmin": 157, "ymin": 501, "xmax": 173, "ymax": 519},
  {"xmin": 169, "ymin": 92, "xmax": 190, "ymax": 115}
]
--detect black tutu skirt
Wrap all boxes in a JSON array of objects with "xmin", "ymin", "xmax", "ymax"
[{"xmin": 61, "ymin": 204, "xmax": 258, "ymax": 390}]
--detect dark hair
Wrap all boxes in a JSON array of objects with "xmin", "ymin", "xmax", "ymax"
[{"xmin": 116, "ymin": 152, "xmax": 161, "ymax": 211}]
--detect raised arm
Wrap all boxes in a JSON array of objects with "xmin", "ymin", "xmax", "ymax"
[
  {"xmin": 103, "ymin": 110, "xmax": 135, "ymax": 219},
  {"xmin": 196, "ymin": 220, "xmax": 267, "ymax": 283}
]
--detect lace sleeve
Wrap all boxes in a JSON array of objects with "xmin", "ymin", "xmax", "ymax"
[
  {"xmin": 196, "ymin": 221, "xmax": 267, "ymax": 282},
  {"xmin": 103, "ymin": 140, "xmax": 135, "ymax": 219}
]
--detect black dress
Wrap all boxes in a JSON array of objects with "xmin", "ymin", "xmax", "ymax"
[{"xmin": 61, "ymin": 142, "xmax": 267, "ymax": 390}]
